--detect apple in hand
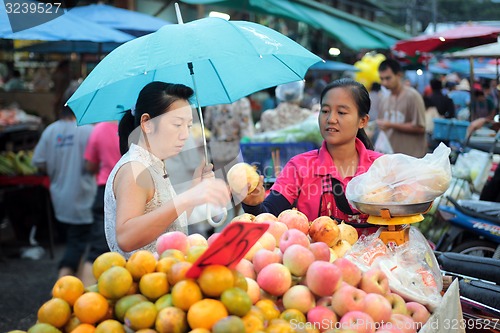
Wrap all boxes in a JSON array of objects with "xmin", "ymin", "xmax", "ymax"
[
  {"xmin": 333, "ymin": 257, "xmax": 362, "ymax": 287},
  {"xmin": 331, "ymin": 284, "xmax": 366, "ymax": 317},
  {"xmin": 360, "ymin": 268, "xmax": 390, "ymax": 295},
  {"xmin": 385, "ymin": 293, "xmax": 408, "ymax": 315},
  {"xmin": 405, "ymin": 302, "xmax": 431, "ymax": 329},
  {"xmin": 283, "ymin": 244, "xmax": 315, "ymax": 277},
  {"xmin": 362, "ymin": 293, "xmax": 392, "ymax": 324}
]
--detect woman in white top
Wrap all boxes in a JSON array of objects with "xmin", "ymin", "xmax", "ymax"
[{"xmin": 105, "ymin": 82, "xmax": 230, "ymax": 258}]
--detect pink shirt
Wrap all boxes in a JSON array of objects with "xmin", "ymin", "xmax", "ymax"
[
  {"xmin": 84, "ymin": 122, "xmax": 121, "ymax": 186},
  {"xmin": 271, "ymin": 138, "xmax": 382, "ymax": 222}
]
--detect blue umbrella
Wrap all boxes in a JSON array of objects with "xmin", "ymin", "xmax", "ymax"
[
  {"xmin": 309, "ymin": 60, "xmax": 359, "ymax": 72},
  {"xmin": 69, "ymin": 4, "xmax": 171, "ymax": 37}
]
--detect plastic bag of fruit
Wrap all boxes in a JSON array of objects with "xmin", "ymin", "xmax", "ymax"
[{"xmin": 346, "ymin": 143, "xmax": 452, "ymax": 205}]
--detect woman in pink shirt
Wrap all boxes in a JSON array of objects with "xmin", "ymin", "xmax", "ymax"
[{"xmin": 243, "ymin": 78, "xmax": 382, "ymax": 230}]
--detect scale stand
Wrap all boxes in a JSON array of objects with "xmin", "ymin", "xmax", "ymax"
[{"xmin": 367, "ymin": 208, "xmax": 425, "ymax": 246}]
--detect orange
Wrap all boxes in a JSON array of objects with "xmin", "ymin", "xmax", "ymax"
[
  {"xmin": 187, "ymin": 299, "xmax": 228, "ymax": 330},
  {"xmin": 92, "ymin": 252, "xmax": 126, "ymax": 280},
  {"xmin": 94, "ymin": 319, "xmax": 125, "ymax": 333},
  {"xmin": 52, "ymin": 276, "xmax": 85, "ymax": 306},
  {"xmin": 242, "ymin": 314, "xmax": 265, "ymax": 333},
  {"xmin": 124, "ymin": 301, "xmax": 157, "ymax": 331},
  {"xmin": 171, "ymin": 279, "xmax": 202, "ymax": 311},
  {"xmin": 188, "ymin": 329, "xmax": 211, "ymax": 333},
  {"xmin": 73, "ymin": 292, "xmax": 109, "ymax": 324},
  {"xmin": 69, "ymin": 324, "xmax": 95, "ymax": 333},
  {"xmin": 279, "ymin": 309, "xmax": 306, "ymax": 324},
  {"xmin": 159, "ymin": 249, "xmax": 185, "ymax": 261},
  {"xmin": 64, "ymin": 315, "xmax": 81, "ymax": 333},
  {"xmin": 212, "ymin": 316, "xmax": 245, "ymax": 333},
  {"xmin": 155, "ymin": 257, "xmax": 180, "ymax": 274},
  {"xmin": 154, "ymin": 294, "xmax": 173, "ymax": 311},
  {"xmin": 139, "ymin": 272, "xmax": 169, "ymax": 301},
  {"xmin": 247, "ymin": 306, "xmax": 266, "ymax": 322},
  {"xmin": 26, "ymin": 323, "xmax": 62, "ymax": 333},
  {"xmin": 114, "ymin": 294, "xmax": 148, "ymax": 322},
  {"xmin": 135, "ymin": 330, "xmax": 157, "ymax": 333},
  {"xmin": 37, "ymin": 298, "xmax": 71, "ymax": 328},
  {"xmin": 125, "ymin": 251, "xmax": 157, "ymax": 281},
  {"xmin": 97, "ymin": 266, "xmax": 133, "ymax": 300},
  {"xmin": 197, "ymin": 265, "xmax": 234, "ymax": 297},
  {"xmin": 220, "ymin": 287, "xmax": 252, "ymax": 317},
  {"xmin": 155, "ymin": 307, "xmax": 188, "ymax": 333},
  {"xmin": 266, "ymin": 319, "xmax": 293, "ymax": 333},
  {"xmin": 166, "ymin": 261, "xmax": 192, "ymax": 286},
  {"xmin": 255, "ymin": 299, "xmax": 280, "ymax": 322},
  {"xmin": 231, "ymin": 269, "xmax": 248, "ymax": 291}
]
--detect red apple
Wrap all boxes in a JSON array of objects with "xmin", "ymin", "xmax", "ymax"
[
  {"xmin": 331, "ymin": 284, "xmax": 366, "ymax": 317},
  {"xmin": 254, "ymin": 212, "xmax": 278, "ymax": 223},
  {"xmin": 309, "ymin": 242, "xmax": 331, "ymax": 262},
  {"xmin": 333, "ymin": 258, "xmax": 362, "ymax": 287},
  {"xmin": 360, "ymin": 268, "xmax": 390, "ymax": 295},
  {"xmin": 266, "ymin": 221, "xmax": 288, "ymax": 245},
  {"xmin": 235, "ymin": 258, "xmax": 256, "ymax": 280},
  {"xmin": 252, "ymin": 248, "xmax": 281, "ymax": 274},
  {"xmin": 283, "ymin": 244, "xmax": 315, "ymax": 277},
  {"xmin": 244, "ymin": 242, "xmax": 263, "ymax": 261},
  {"xmin": 156, "ymin": 231, "xmax": 189, "ymax": 255},
  {"xmin": 307, "ymin": 306, "xmax": 338, "ymax": 332},
  {"xmin": 278, "ymin": 208, "xmax": 310, "ymax": 234},
  {"xmin": 279, "ymin": 228, "xmax": 310, "ymax": 253},
  {"xmin": 362, "ymin": 293, "xmax": 393, "ymax": 324},
  {"xmin": 257, "ymin": 263, "xmax": 292, "ymax": 296},
  {"xmin": 405, "ymin": 302, "xmax": 431, "ymax": 329},
  {"xmin": 339, "ymin": 311, "xmax": 376, "ymax": 333},
  {"xmin": 385, "ymin": 293, "xmax": 408, "ymax": 315},
  {"xmin": 308, "ymin": 216, "xmax": 341, "ymax": 247},
  {"xmin": 306, "ymin": 261, "xmax": 342, "ymax": 297},
  {"xmin": 258, "ymin": 232, "xmax": 276, "ymax": 251},
  {"xmin": 389, "ymin": 314, "xmax": 417, "ymax": 333},
  {"xmin": 282, "ymin": 285, "xmax": 316, "ymax": 313},
  {"xmin": 316, "ymin": 296, "xmax": 332, "ymax": 308}
]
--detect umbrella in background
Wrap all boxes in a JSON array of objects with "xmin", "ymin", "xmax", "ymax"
[
  {"xmin": 308, "ymin": 60, "xmax": 359, "ymax": 72},
  {"xmin": 69, "ymin": 4, "xmax": 171, "ymax": 37},
  {"xmin": 393, "ymin": 23, "xmax": 500, "ymax": 57},
  {"xmin": 14, "ymin": 41, "xmax": 124, "ymax": 54}
]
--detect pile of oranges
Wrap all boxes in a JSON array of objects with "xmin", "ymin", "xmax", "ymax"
[{"xmin": 11, "ymin": 249, "xmax": 301, "ymax": 333}]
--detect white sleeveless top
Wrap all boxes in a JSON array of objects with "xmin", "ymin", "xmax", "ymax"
[{"xmin": 104, "ymin": 143, "xmax": 188, "ymax": 258}]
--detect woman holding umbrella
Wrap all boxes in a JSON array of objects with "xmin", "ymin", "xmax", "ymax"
[
  {"xmin": 104, "ymin": 82, "xmax": 230, "ymax": 258},
  {"xmin": 242, "ymin": 78, "xmax": 382, "ymax": 233}
]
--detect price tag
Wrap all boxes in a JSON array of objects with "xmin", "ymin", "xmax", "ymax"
[{"xmin": 185, "ymin": 222, "xmax": 269, "ymax": 278}]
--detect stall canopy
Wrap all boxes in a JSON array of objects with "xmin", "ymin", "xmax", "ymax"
[
  {"xmin": 69, "ymin": 4, "xmax": 171, "ymax": 37},
  {"xmin": 448, "ymin": 42, "xmax": 500, "ymax": 58},
  {"xmin": 14, "ymin": 41, "xmax": 124, "ymax": 54},
  {"xmin": 180, "ymin": 0, "xmax": 409, "ymax": 50}
]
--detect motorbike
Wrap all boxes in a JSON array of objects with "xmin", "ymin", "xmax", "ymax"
[{"xmin": 434, "ymin": 196, "xmax": 500, "ymax": 258}]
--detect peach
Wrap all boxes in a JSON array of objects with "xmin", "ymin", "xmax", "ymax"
[
  {"xmin": 156, "ymin": 231, "xmax": 189, "ymax": 255},
  {"xmin": 331, "ymin": 284, "xmax": 366, "ymax": 317},
  {"xmin": 282, "ymin": 285, "xmax": 316, "ymax": 313},
  {"xmin": 282, "ymin": 244, "xmax": 315, "ymax": 277},
  {"xmin": 308, "ymin": 216, "xmax": 341, "ymax": 247},
  {"xmin": 339, "ymin": 311, "xmax": 376, "ymax": 333},
  {"xmin": 333, "ymin": 258, "xmax": 362, "ymax": 287},
  {"xmin": 256, "ymin": 263, "xmax": 292, "ymax": 296},
  {"xmin": 279, "ymin": 228, "xmax": 310, "ymax": 253},
  {"xmin": 362, "ymin": 293, "xmax": 393, "ymax": 324},
  {"xmin": 360, "ymin": 268, "xmax": 390, "ymax": 295},
  {"xmin": 306, "ymin": 261, "xmax": 342, "ymax": 297},
  {"xmin": 307, "ymin": 306, "xmax": 338, "ymax": 332},
  {"xmin": 277, "ymin": 208, "xmax": 309, "ymax": 234},
  {"xmin": 252, "ymin": 248, "xmax": 281, "ymax": 274},
  {"xmin": 309, "ymin": 242, "xmax": 331, "ymax": 262}
]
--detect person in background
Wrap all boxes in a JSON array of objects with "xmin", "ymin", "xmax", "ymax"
[
  {"xmin": 32, "ymin": 89, "xmax": 96, "ymax": 279},
  {"xmin": 472, "ymin": 88, "xmax": 496, "ymax": 121},
  {"xmin": 80, "ymin": 121, "xmax": 121, "ymax": 286},
  {"xmin": 426, "ymin": 79, "xmax": 455, "ymax": 119},
  {"xmin": 377, "ymin": 59, "xmax": 427, "ymax": 157},
  {"xmin": 52, "ymin": 60, "xmax": 71, "ymax": 118},
  {"xmin": 448, "ymin": 79, "xmax": 471, "ymax": 118},
  {"xmin": 106, "ymin": 82, "xmax": 230, "ymax": 258},
  {"xmin": 4, "ymin": 70, "xmax": 25, "ymax": 91},
  {"xmin": 258, "ymin": 80, "xmax": 312, "ymax": 132},
  {"xmin": 242, "ymin": 78, "xmax": 382, "ymax": 233}
]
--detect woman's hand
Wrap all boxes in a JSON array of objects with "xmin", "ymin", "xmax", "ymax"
[
  {"xmin": 183, "ymin": 178, "xmax": 230, "ymax": 208},
  {"xmin": 242, "ymin": 175, "xmax": 266, "ymax": 206},
  {"xmin": 192, "ymin": 158, "xmax": 215, "ymax": 187}
]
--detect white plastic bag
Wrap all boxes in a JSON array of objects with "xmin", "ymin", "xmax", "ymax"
[
  {"xmin": 346, "ymin": 143, "xmax": 452, "ymax": 204},
  {"xmin": 374, "ymin": 130, "xmax": 394, "ymax": 154}
]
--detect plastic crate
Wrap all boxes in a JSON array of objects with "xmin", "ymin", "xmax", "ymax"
[
  {"xmin": 432, "ymin": 118, "xmax": 470, "ymax": 142},
  {"xmin": 240, "ymin": 142, "xmax": 318, "ymax": 177}
]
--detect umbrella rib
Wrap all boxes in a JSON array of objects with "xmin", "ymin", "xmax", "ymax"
[
  {"xmin": 77, "ymin": 90, "xmax": 99, "ymax": 124},
  {"xmin": 271, "ymin": 54, "xmax": 303, "ymax": 80},
  {"xmin": 207, "ymin": 59, "xmax": 232, "ymax": 102}
]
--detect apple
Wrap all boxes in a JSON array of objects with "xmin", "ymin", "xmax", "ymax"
[
  {"xmin": 207, "ymin": 232, "xmax": 221, "ymax": 246},
  {"xmin": 187, "ymin": 233, "xmax": 208, "ymax": 247},
  {"xmin": 308, "ymin": 216, "xmax": 341, "ymax": 247},
  {"xmin": 244, "ymin": 242, "xmax": 264, "ymax": 261},
  {"xmin": 405, "ymin": 302, "xmax": 431, "ymax": 329},
  {"xmin": 389, "ymin": 314, "xmax": 417, "ymax": 333},
  {"xmin": 329, "ymin": 248, "xmax": 338, "ymax": 263},
  {"xmin": 282, "ymin": 285, "xmax": 316, "ymax": 313},
  {"xmin": 279, "ymin": 228, "xmax": 310, "ymax": 253},
  {"xmin": 306, "ymin": 261, "xmax": 342, "ymax": 297},
  {"xmin": 307, "ymin": 306, "xmax": 338, "ymax": 332},
  {"xmin": 156, "ymin": 231, "xmax": 189, "ymax": 255},
  {"xmin": 332, "ymin": 240, "xmax": 352, "ymax": 258},
  {"xmin": 376, "ymin": 324, "xmax": 403, "ymax": 333},
  {"xmin": 278, "ymin": 208, "xmax": 310, "ymax": 234},
  {"xmin": 252, "ymin": 248, "xmax": 282, "ymax": 274},
  {"xmin": 316, "ymin": 296, "xmax": 332, "ymax": 308},
  {"xmin": 309, "ymin": 242, "xmax": 331, "ymax": 262},
  {"xmin": 253, "ymin": 212, "xmax": 278, "ymax": 223},
  {"xmin": 245, "ymin": 277, "xmax": 260, "ymax": 304},
  {"xmin": 267, "ymin": 221, "xmax": 288, "ymax": 245},
  {"xmin": 339, "ymin": 311, "xmax": 376, "ymax": 333},
  {"xmin": 362, "ymin": 293, "xmax": 392, "ymax": 324},
  {"xmin": 385, "ymin": 293, "xmax": 408, "ymax": 315},
  {"xmin": 235, "ymin": 258, "xmax": 256, "ymax": 280},
  {"xmin": 331, "ymin": 284, "xmax": 366, "ymax": 317},
  {"xmin": 257, "ymin": 263, "xmax": 292, "ymax": 296},
  {"xmin": 282, "ymin": 244, "xmax": 315, "ymax": 277},
  {"xmin": 258, "ymin": 232, "xmax": 276, "ymax": 251},
  {"xmin": 360, "ymin": 268, "xmax": 390, "ymax": 295},
  {"xmin": 333, "ymin": 258, "xmax": 362, "ymax": 287},
  {"xmin": 230, "ymin": 213, "xmax": 255, "ymax": 223}
]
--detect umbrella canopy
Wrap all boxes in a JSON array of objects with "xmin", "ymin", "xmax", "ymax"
[
  {"xmin": 14, "ymin": 41, "xmax": 124, "ymax": 54},
  {"xmin": 69, "ymin": 4, "xmax": 170, "ymax": 37},
  {"xmin": 309, "ymin": 60, "xmax": 359, "ymax": 72},
  {"xmin": 0, "ymin": 3, "xmax": 134, "ymax": 43},
  {"xmin": 67, "ymin": 17, "xmax": 322, "ymax": 125},
  {"xmin": 393, "ymin": 24, "xmax": 500, "ymax": 57},
  {"xmin": 448, "ymin": 42, "xmax": 500, "ymax": 58}
]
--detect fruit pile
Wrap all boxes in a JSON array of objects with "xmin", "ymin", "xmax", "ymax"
[
  {"xmin": 13, "ymin": 211, "xmax": 433, "ymax": 333},
  {"xmin": 0, "ymin": 150, "xmax": 38, "ymax": 176}
]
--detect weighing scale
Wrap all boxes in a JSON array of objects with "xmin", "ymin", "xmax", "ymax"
[{"xmin": 352, "ymin": 201, "xmax": 433, "ymax": 246}]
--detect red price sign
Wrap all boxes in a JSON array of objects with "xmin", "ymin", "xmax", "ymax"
[{"xmin": 185, "ymin": 222, "xmax": 269, "ymax": 279}]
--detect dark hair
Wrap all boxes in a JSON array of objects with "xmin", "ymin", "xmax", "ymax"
[
  {"xmin": 430, "ymin": 79, "xmax": 442, "ymax": 91},
  {"xmin": 118, "ymin": 82, "xmax": 194, "ymax": 155},
  {"xmin": 370, "ymin": 82, "xmax": 381, "ymax": 92},
  {"xmin": 378, "ymin": 58, "xmax": 402, "ymax": 75},
  {"xmin": 320, "ymin": 78, "xmax": 374, "ymax": 150}
]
